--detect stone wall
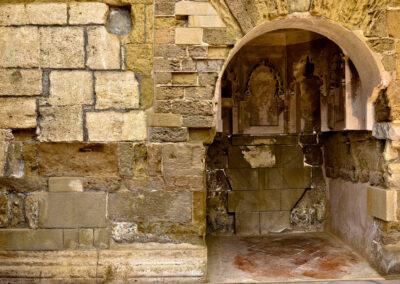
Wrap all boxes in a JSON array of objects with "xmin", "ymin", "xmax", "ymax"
[
  {"xmin": 207, "ymin": 134, "xmax": 326, "ymax": 236},
  {"xmin": 0, "ymin": 0, "xmax": 400, "ymax": 280}
]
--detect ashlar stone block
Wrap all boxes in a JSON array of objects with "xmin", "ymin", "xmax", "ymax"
[
  {"xmin": 39, "ymin": 27, "xmax": 84, "ymax": 68},
  {"xmin": 260, "ymin": 211, "xmax": 291, "ymax": 234},
  {"xmin": 0, "ymin": 4, "xmax": 27, "ymax": 26},
  {"xmin": 49, "ymin": 71, "xmax": 93, "ymax": 106},
  {"xmin": 235, "ymin": 212, "xmax": 260, "ymax": 236},
  {"xmin": 175, "ymin": 1, "xmax": 218, "ymax": 16},
  {"xmin": 0, "ymin": 27, "xmax": 40, "ymax": 68},
  {"xmin": 0, "ymin": 229, "xmax": 63, "ymax": 250},
  {"xmin": 228, "ymin": 191, "xmax": 280, "ymax": 212},
  {"xmin": 87, "ymin": 27, "xmax": 120, "ymax": 70},
  {"xmin": 368, "ymin": 186, "xmax": 397, "ymax": 221},
  {"xmin": 26, "ymin": 3, "xmax": 67, "ymax": 25},
  {"xmin": 49, "ymin": 177, "xmax": 83, "ymax": 193},
  {"xmin": 0, "ymin": 69, "xmax": 42, "ymax": 97},
  {"xmin": 188, "ymin": 15, "xmax": 226, "ymax": 28},
  {"xmin": 0, "ymin": 98, "xmax": 36, "ymax": 129},
  {"xmin": 162, "ymin": 143, "xmax": 205, "ymax": 177},
  {"xmin": 69, "ymin": 2, "xmax": 108, "ymax": 25},
  {"xmin": 226, "ymin": 169, "xmax": 258, "ymax": 190},
  {"xmin": 175, "ymin": 28, "xmax": 203, "ymax": 45},
  {"xmin": 38, "ymin": 106, "xmax": 83, "ymax": 142},
  {"xmin": 38, "ymin": 192, "xmax": 107, "ymax": 228},
  {"xmin": 95, "ymin": 71, "xmax": 139, "ymax": 110},
  {"xmin": 86, "ymin": 111, "xmax": 147, "ymax": 142}
]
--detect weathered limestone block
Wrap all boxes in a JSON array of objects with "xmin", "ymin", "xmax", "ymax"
[
  {"xmin": 69, "ymin": 2, "xmax": 108, "ymax": 25},
  {"xmin": 86, "ymin": 111, "xmax": 147, "ymax": 142},
  {"xmin": 63, "ymin": 229, "xmax": 78, "ymax": 249},
  {"xmin": 125, "ymin": 44, "xmax": 153, "ymax": 74},
  {"xmin": 155, "ymin": 100, "xmax": 213, "ymax": 116},
  {"xmin": 94, "ymin": 228, "xmax": 109, "ymax": 249},
  {"xmin": 108, "ymin": 190, "xmax": 192, "ymax": 223},
  {"xmin": 175, "ymin": 28, "xmax": 203, "ymax": 45},
  {"xmin": 162, "ymin": 143, "xmax": 205, "ymax": 177},
  {"xmin": 368, "ymin": 187, "xmax": 397, "ymax": 221},
  {"xmin": 38, "ymin": 106, "xmax": 83, "ymax": 142},
  {"xmin": 25, "ymin": 194, "xmax": 40, "ymax": 229},
  {"xmin": 9, "ymin": 194, "xmax": 25, "ymax": 227},
  {"xmin": 0, "ymin": 27, "xmax": 40, "ymax": 68},
  {"xmin": 0, "ymin": 129, "xmax": 12, "ymax": 177},
  {"xmin": 228, "ymin": 191, "xmax": 280, "ymax": 212},
  {"xmin": 49, "ymin": 177, "xmax": 83, "ymax": 192},
  {"xmin": 79, "ymin": 229, "xmax": 94, "ymax": 248},
  {"xmin": 95, "ymin": 71, "xmax": 139, "ymax": 109},
  {"xmin": 0, "ymin": 69, "xmax": 41, "ymax": 97},
  {"xmin": 87, "ymin": 27, "xmax": 120, "ymax": 70},
  {"xmin": 149, "ymin": 127, "xmax": 188, "ymax": 142},
  {"xmin": 226, "ymin": 169, "xmax": 258, "ymax": 190},
  {"xmin": 0, "ymin": 229, "xmax": 63, "ymax": 250},
  {"xmin": 189, "ymin": 15, "xmax": 226, "ymax": 28},
  {"xmin": 0, "ymin": 193, "xmax": 8, "ymax": 227},
  {"xmin": 48, "ymin": 71, "xmax": 93, "ymax": 106},
  {"xmin": 281, "ymin": 189, "xmax": 306, "ymax": 210},
  {"xmin": 288, "ymin": 0, "xmax": 311, "ymax": 13},
  {"xmin": 148, "ymin": 113, "xmax": 183, "ymax": 127},
  {"xmin": 39, "ymin": 27, "xmax": 84, "ymax": 68},
  {"xmin": 38, "ymin": 192, "xmax": 107, "ymax": 228},
  {"xmin": 172, "ymin": 73, "xmax": 198, "ymax": 85},
  {"xmin": 183, "ymin": 115, "xmax": 214, "ymax": 128},
  {"xmin": 387, "ymin": 8, "xmax": 400, "ymax": 38},
  {"xmin": 235, "ymin": 212, "xmax": 259, "ymax": 236},
  {"xmin": 0, "ymin": 98, "xmax": 36, "ymax": 129},
  {"xmin": 373, "ymin": 122, "xmax": 400, "ymax": 140},
  {"xmin": 260, "ymin": 211, "xmax": 291, "ymax": 234},
  {"xmin": 175, "ymin": 1, "xmax": 218, "ymax": 16},
  {"xmin": 0, "ymin": 3, "xmax": 67, "ymax": 26}
]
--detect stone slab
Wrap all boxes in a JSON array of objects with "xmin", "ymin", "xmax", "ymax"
[
  {"xmin": 0, "ymin": 69, "xmax": 42, "ymax": 97},
  {"xmin": 260, "ymin": 211, "xmax": 291, "ymax": 234},
  {"xmin": 235, "ymin": 212, "xmax": 260, "ymax": 236},
  {"xmin": 367, "ymin": 186, "xmax": 397, "ymax": 221},
  {"xmin": 175, "ymin": 1, "xmax": 218, "ymax": 16},
  {"xmin": 48, "ymin": 177, "xmax": 83, "ymax": 192},
  {"xmin": 87, "ymin": 27, "xmax": 120, "ymax": 70},
  {"xmin": 69, "ymin": 2, "xmax": 108, "ymax": 25},
  {"xmin": 39, "ymin": 192, "xmax": 107, "ymax": 228},
  {"xmin": 0, "ymin": 98, "xmax": 36, "ymax": 129},
  {"xmin": 0, "ymin": 229, "xmax": 63, "ymax": 250}
]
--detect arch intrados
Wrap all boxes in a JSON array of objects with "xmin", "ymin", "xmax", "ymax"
[{"xmin": 215, "ymin": 15, "xmax": 389, "ymax": 131}]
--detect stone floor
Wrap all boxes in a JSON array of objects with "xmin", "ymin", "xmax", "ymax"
[{"xmin": 207, "ymin": 233, "xmax": 388, "ymax": 283}]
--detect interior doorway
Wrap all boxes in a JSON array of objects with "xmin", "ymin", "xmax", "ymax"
[{"xmin": 206, "ymin": 29, "xmax": 384, "ymax": 282}]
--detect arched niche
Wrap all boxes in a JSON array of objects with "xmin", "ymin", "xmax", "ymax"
[{"xmin": 215, "ymin": 15, "xmax": 390, "ymax": 133}]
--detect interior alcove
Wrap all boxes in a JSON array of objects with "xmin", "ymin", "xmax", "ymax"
[{"xmin": 206, "ymin": 28, "xmax": 384, "ymax": 282}]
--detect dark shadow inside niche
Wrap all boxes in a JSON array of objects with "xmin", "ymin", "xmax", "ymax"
[{"xmin": 106, "ymin": 6, "xmax": 132, "ymax": 36}]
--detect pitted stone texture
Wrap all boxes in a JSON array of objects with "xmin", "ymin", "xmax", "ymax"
[
  {"xmin": 69, "ymin": 2, "xmax": 108, "ymax": 25},
  {"xmin": 0, "ymin": 229, "xmax": 63, "ymax": 250},
  {"xmin": 49, "ymin": 177, "xmax": 83, "ymax": 192},
  {"xmin": 0, "ymin": 193, "xmax": 8, "ymax": 227},
  {"xmin": 95, "ymin": 71, "xmax": 139, "ymax": 110},
  {"xmin": 0, "ymin": 98, "xmax": 36, "ymax": 129},
  {"xmin": 0, "ymin": 3, "xmax": 67, "ymax": 26},
  {"xmin": 106, "ymin": 7, "xmax": 132, "ymax": 36},
  {"xmin": 39, "ymin": 27, "xmax": 84, "ymax": 68},
  {"xmin": 49, "ymin": 71, "xmax": 93, "ymax": 106},
  {"xmin": 108, "ymin": 190, "xmax": 192, "ymax": 223},
  {"xmin": 0, "ymin": 27, "xmax": 39, "ymax": 68},
  {"xmin": 162, "ymin": 143, "xmax": 205, "ymax": 177},
  {"xmin": 38, "ymin": 106, "xmax": 83, "ymax": 142},
  {"xmin": 87, "ymin": 27, "xmax": 120, "ymax": 70},
  {"xmin": 38, "ymin": 143, "xmax": 119, "ymax": 177},
  {"xmin": 149, "ymin": 127, "xmax": 188, "ymax": 142},
  {"xmin": 0, "ymin": 69, "xmax": 42, "ymax": 97},
  {"xmin": 38, "ymin": 192, "xmax": 107, "ymax": 228},
  {"xmin": 86, "ymin": 111, "xmax": 147, "ymax": 142}
]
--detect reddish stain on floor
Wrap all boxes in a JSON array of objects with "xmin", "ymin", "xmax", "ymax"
[{"xmin": 232, "ymin": 234, "xmax": 362, "ymax": 279}]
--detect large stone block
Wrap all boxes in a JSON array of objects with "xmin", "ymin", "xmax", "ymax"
[
  {"xmin": 175, "ymin": 28, "xmax": 203, "ymax": 45},
  {"xmin": 39, "ymin": 192, "xmax": 107, "ymax": 228},
  {"xmin": 0, "ymin": 69, "xmax": 41, "ymax": 97},
  {"xmin": 367, "ymin": 186, "xmax": 397, "ymax": 221},
  {"xmin": 228, "ymin": 191, "xmax": 280, "ymax": 212},
  {"xmin": 226, "ymin": 169, "xmax": 258, "ymax": 190},
  {"xmin": 108, "ymin": 190, "xmax": 192, "ymax": 223},
  {"xmin": 86, "ymin": 27, "xmax": 120, "ymax": 70},
  {"xmin": 69, "ymin": 2, "xmax": 108, "ymax": 25},
  {"xmin": 125, "ymin": 43, "xmax": 153, "ymax": 74},
  {"xmin": 281, "ymin": 189, "xmax": 306, "ymax": 210},
  {"xmin": 49, "ymin": 177, "xmax": 83, "ymax": 192},
  {"xmin": 0, "ymin": 27, "xmax": 40, "ymax": 68},
  {"xmin": 48, "ymin": 71, "xmax": 93, "ymax": 106},
  {"xmin": 175, "ymin": 1, "xmax": 218, "ymax": 16},
  {"xmin": 38, "ymin": 143, "xmax": 119, "ymax": 177},
  {"xmin": 162, "ymin": 143, "xmax": 205, "ymax": 177},
  {"xmin": 95, "ymin": 71, "xmax": 139, "ymax": 109},
  {"xmin": 188, "ymin": 15, "xmax": 226, "ymax": 28},
  {"xmin": 235, "ymin": 212, "xmax": 259, "ymax": 236},
  {"xmin": 38, "ymin": 106, "xmax": 83, "ymax": 142},
  {"xmin": 148, "ymin": 113, "xmax": 183, "ymax": 127},
  {"xmin": 149, "ymin": 127, "xmax": 188, "ymax": 142},
  {"xmin": 39, "ymin": 27, "xmax": 84, "ymax": 68},
  {"xmin": 0, "ymin": 4, "xmax": 26, "ymax": 26},
  {"xmin": 0, "ymin": 98, "xmax": 36, "ymax": 129},
  {"xmin": 260, "ymin": 211, "xmax": 291, "ymax": 234},
  {"xmin": 86, "ymin": 111, "xmax": 147, "ymax": 142},
  {"xmin": 0, "ymin": 229, "xmax": 63, "ymax": 250},
  {"xmin": 26, "ymin": 3, "xmax": 67, "ymax": 25}
]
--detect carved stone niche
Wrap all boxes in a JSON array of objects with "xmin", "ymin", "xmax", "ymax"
[{"xmin": 238, "ymin": 60, "xmax": 285, "ymax": 135}]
